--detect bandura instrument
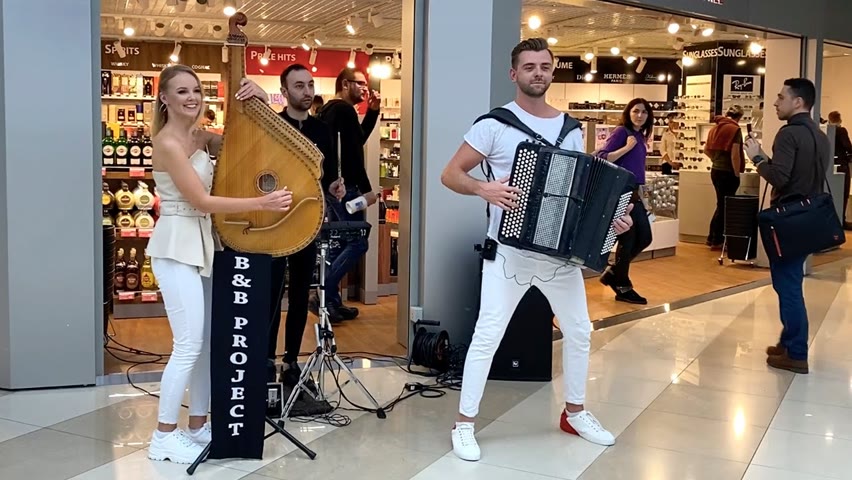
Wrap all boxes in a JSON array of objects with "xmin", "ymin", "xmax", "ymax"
[{"xmin": 212, "ymin": 12, "xmax": 325, "ymax": 256}]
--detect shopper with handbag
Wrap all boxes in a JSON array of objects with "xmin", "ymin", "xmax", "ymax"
[
  {"xmin": 596, "ymin": 98, "xmax": 655, "ymax": 305},
  {"xmin": 744, "ymin": 78, "xmax": 834, "ymax": 375}
]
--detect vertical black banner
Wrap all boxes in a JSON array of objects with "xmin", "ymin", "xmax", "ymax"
[{"xmin": 209, "ymin": 251, "xmax": 271, "ymax": 460}]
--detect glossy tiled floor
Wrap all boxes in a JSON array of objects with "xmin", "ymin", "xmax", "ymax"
[{"xmin": 3, "ymin": 259, "xmax": 852, "ymax": 479}]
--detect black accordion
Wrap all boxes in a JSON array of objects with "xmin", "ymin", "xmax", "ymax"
[{"xmin": 498, "ymin": 141, "xmax": 635, "ymax": 272}]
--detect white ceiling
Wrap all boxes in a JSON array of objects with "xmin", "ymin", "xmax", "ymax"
[{"xmin": 101, "ymin": 0, "xmax": 775, "ymax": 57}]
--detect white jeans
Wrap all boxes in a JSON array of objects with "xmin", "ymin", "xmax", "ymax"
[
  {"xmin": 152, "ymin": 257, "xmax": 212, "ymax": 424},
  {"xmin": 459, "ymin": 244, "xmax": 591, "ymax": 418}
]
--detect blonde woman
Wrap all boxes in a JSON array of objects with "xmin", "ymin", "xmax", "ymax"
[{"xmin": 145, "ymin": 64, "xmax": 293, "ymax": 464}]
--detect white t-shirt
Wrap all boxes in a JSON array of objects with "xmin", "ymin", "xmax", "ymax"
[{"xmin": 463, "ymin": 101, "xmax": 585, "ymax": 241}]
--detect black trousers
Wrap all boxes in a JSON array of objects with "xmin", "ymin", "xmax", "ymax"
[
  {"xmin": 611, "ymin": 189, "xmax": 653, "ymax": 289},
  {"xmin": 708, "ymin": 169, "xmax": 741, "ymax": 246},
  {"xmin": 224, "ymin": 242, "xmax": 317, "ymax": 364},
  {"xmin": 839, "ymin": 162, "xmax": 850, "ymax": 224}
]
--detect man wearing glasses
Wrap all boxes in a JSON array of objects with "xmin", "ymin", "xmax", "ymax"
[{"xmin": 313, "ymin": 68, "xmax": 381, "ymax": 322}]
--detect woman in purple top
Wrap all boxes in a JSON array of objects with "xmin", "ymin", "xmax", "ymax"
[{"xmin": 596, "ymin": 98, "xmax": 655, "ymax": 305}]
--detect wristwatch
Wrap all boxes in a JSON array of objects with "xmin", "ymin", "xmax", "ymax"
[{"xmin": 752, "ymin": 154, "xmax": 767, "ymax": 165}]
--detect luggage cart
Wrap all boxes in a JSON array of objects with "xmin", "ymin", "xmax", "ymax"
[{"xmin": 718, "ymin": 195, "xmax": 759, "ymax": 266}]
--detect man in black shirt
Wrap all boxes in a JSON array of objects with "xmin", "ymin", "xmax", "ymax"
[
  {"xmin": 267, "ymin": 64, "xmax": 345, "ymax": 385},
  {"xmin": 314, "ymin": 68, "xmax": 381, "ymax": 319}
]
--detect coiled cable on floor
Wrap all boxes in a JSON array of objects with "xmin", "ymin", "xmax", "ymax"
[{"xmin": 410, "ymin": 326, "xmax": 451, "ymax": 373}]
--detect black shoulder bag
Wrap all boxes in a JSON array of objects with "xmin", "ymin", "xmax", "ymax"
[{"xmin": 757, "ymin": 125, "xmax": 846, "ymax": 260}]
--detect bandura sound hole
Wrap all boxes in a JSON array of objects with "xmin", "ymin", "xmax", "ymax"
[{"xmin": 256, "ymin": 172, "xmax": 278, "ymax": 194}]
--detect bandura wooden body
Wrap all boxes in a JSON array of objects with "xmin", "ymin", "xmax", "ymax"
[{"xmin": 212, "ymin": 12, "xmax": 325, "ymax": 257}]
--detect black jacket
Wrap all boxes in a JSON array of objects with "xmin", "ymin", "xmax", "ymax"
[
  {"xmin": 758, "ymin": 113, "xmax": 831, "ymax": 204},
  {"xmin": 316, "ymin": 99, "xmax": 379, "ymax": 193},
  {"xmin": 278, "ymin": 109, "xmax": 336, "ymax": 192}
]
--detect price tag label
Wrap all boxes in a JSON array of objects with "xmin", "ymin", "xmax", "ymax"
[
  {"xmin": 120, "ymin": 228, "xmax": 137, "ymax": 238},
  {"xmin": 141, "ymin": 291, "xmax": 158, "ymax": 302},
  {"xmin": 137, "ymin": 228, "xmax": 154, "ymax": 238},
  {"xmin": 118, "ymin": 291, "xmax": 135, "ymax": 301},
  {"xmin": 129, "ymin": 167, "xmax": 146, "ymax": 178}
]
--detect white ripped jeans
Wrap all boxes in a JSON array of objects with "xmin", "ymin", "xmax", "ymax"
[
  {"xmin": 152, "ymin": 257, "xmax": 212, "ymax": 425},
  {"xmin": 460, "ymin": 244, "xmax": 591, "ymax": 418}
]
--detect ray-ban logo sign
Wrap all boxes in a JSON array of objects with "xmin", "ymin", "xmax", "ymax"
[{"xmin": 705, "ymin": 0, "xmax": 724, "ymax": 4}]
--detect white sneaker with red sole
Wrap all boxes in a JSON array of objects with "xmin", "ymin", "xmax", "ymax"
[{"xmin": 560, "ymin": 409, "xmax": 615, "ymax": 446}]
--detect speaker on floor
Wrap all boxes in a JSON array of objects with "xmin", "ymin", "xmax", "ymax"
[
  {"xmin": 474, "ymin": 250, "xmax": 553, "ymax": 382},
  {"xmin": 487, "ymin": 286, "xmax": 554, "ymax": 382}
]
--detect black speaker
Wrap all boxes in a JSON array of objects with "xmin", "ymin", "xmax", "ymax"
[
  {"xmin": 474, "ymin": 248, "xmax": 554, "ymax": 382},
  {"xmin": 488, "ymin": 286, "xmax": 554, "ymax": 382}
]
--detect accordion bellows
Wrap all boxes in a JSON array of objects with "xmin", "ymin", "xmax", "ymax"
[{"xmin": 498, "ymin": 142, "xmax": 634, "ymax": 272}]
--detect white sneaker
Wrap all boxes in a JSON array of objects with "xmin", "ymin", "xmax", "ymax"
[
  {"xmin": 452, "ymin": 422, "xmax": 481, "ymax": 461},
  {"xmin": 560, "ymin": 409, "xmax": 615, "ymax": 446},
  {"xmin": 186, "ymin": 422, "xmax": 212, "ymax": 445},
  {"xmin": 148, "ymin": 429, "xmax": 206, "ymax": 464}
]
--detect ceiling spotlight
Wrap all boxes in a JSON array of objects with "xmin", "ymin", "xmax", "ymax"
[
  {"xmin": 368, "ymin": 9, "xmax": 385, "ymax": 28},
  {"xmin": 584, "ymin": 51, "xmax": 594, "ymax": 61},
  {"xmin": 528, "ymin": 15, "xmax": 542, "ymax": 30},
  {"xmin": 123, "ymin": 26, "xmax": 135, "ymax": 37},
  {"xmin": 591, "ymin": 57, "xmax": 598, "ymax": 74},
  {"xmin": 750, "ymin": 41, "xmax": 763, "ymax": 54},
  {"xmin": 223, "ymin": 0, "xmax": 237, "ymax": 17},
  {"xmin": 737, "ymin": 59, "xmax": 746, "ymax": 66},
  {"xmin": 346, "ymin": 18, "xmax": 356, "ymax": 35},
  {"xmin": 309, "ymin": 48, "xmax": 318, "ymax": 66},
  {"xmin": 314, "ymin": 31, "xmax": 325, "ymax": 46},
  {"xmin": 624, "ymin": 54, "xmax": 637, "ymax": 64},
  {"xmin": 758, "ymin": 66, "xmax": 766, "ymax": 74},
  {"xmin": 170, "ymin": 42, "xmax": 181, "ymax": 63},
  {"xmin": 312, "ymin": 66, "xmax": 317, "ymax": 73},
  {"xmin": 702, "ymin": 27, "xmax": 714, "ymax": 37},
  {"xmin": 668, "ymin": 22, "xmax": 680, "ymax": 34},
  {"xmin": 365, "ymin": 43, "xmax": 374, "ymax": 55},
  {"xmin": 547, "ymin": 37, "xmax": 558, "ymax": 45},
  {"xmin": 154, "ymin": 21, "xmax": 166, "ymax": 36},
  {"xmin": 611, "ymin": 46, "xmax": 620, "ymax": 55},
  {"xmin": 658, "ymin": 73, "xmax": 666, "ymax": 82},
  {"xmin": 584, "ymin": 73, "xmax": 593, "ymax": 82},
  {"xmin": 392, "ymin": 50, "xmax": 401, "ymax": 69},
  {"xmin": 260, "ymin": 46, "xmax": 271, "ymax": 66},
  {"xmin": 347, "ymin": 49, "xmax": 356, "ymax": 69},
  {"xmin": 301, "ymin": 37, "xmax": 311, "ymax": 51},
  {"xmin": 183, "ymin": 23, "xmax": 195, "ymax": 38},
  {"xmin": 636, "ymin": 57, "xmax": 647, "ymax": 73},
  {"xmin": 682, "ymin": 55, "xmax": 695, "ymax": 67}
]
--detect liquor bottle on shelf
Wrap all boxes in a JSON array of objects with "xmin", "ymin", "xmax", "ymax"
[
  {"xmin": 101, "ymin": 70, "xmax": 112, "ymax": 96},
  {"xmin": 133, "ymin": 210, "xmax": 155, "ymax": 229},
  {"xmin": 141, "ymin": 133, "xmax": 153, "ymax": 167},
  {"xmin": 115, "ymin": 181, "xmax": 135, "ymax": 210},
  {"xmin": 128, "ymin": 131, "xmax": 142, "ymax": 167},
  {"xmin": 133, "ymin": 181, "xmax": 154, "ymax": 210},
  {"xmin": 114, "ymin": 247, "xmax": 126, "ymax": 292},
  {"xmin": 125, "ymin": 248, "xmax": 140, "ymax": 292},
  {"xmin": 114, "ymin": 129, "xmax": 129, "ymax": 166},
  {"xmin": 390, "ymin": 238, "xmax": 398, "ymax": 276},
  {"xmin": 102, "ymin": 182, "xmax": 115, "ymax": 210},
  {"xmin": 115, "ymin": 210, "xmax": 135, "ymax": 229},
  {"xmin": 379, "ymin": 194, "xmax": 387, "ymax": 224},
  {"xmin": 143, "ymin": 76, "xmax": 154, "ymax": 97},
  {"xmin": 102, "ymin": 127, "xmax": 115, "ymax": 166},
  {"xmin": 140, "ymin": 250, "xmax": 157, "ymax": 290},
  {"xmin": 117, "ymin": 107, "xmax": 126, "ymax": 123},
  {"xmin": 102, "ymin": 209, "xmax": 114, "ymax": 226},
  {"xmin": 127, "ymin": 107, "xmax": 136, "ymax": 123},
  {"xmin": 111, "ymin": 74, "xmax": 120, "ymax": 96},
  {"xmin": 136, "ymin": 74, "xmax": 144, "ymax": 97}
]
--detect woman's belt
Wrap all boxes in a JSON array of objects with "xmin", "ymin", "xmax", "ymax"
[{"xmin": 159, "ymin": 200, "xmax": 208, "ymax": 218}]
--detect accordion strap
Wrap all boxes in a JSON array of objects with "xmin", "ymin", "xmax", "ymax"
[{"xmin": 474, "ymin": 107, "xmax": 581, "ymax": 182}]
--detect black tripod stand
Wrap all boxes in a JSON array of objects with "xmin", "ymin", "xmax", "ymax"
[
  {"xmin": 187, "ymin": 416, "xmax": 316, "ymax": 475},
  {"xmin": 281, "ymin": 221, "xmax": 386, "ymax": 421}
]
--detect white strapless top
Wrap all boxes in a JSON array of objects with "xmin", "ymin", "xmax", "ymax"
[{"xmin": 147, "ymin": 149, "xmax": 220, "ymax": 277}]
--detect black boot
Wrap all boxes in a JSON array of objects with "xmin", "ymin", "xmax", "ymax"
[{"xmin": 615, "ymin": 289, "xmax": 648, "ymax": 305}]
